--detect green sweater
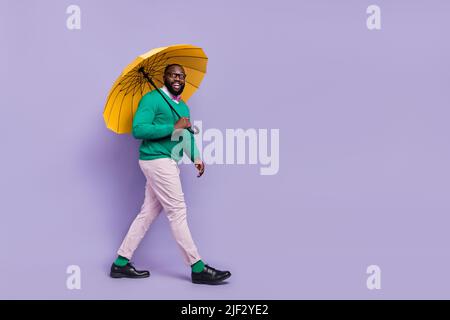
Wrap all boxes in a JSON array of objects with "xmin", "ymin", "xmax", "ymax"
[{"xmin": 132, "ymin": 89, "xmax": 200, "ymax": 163}]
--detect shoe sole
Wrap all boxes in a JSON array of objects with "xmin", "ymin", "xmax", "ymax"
[
  {"xmin": 110, "ymin": 272, "xmax": 150, "ymax": 279},
  {"xmin": 192, "ymin": 273, "xmax": 231, "ymax": 285}
]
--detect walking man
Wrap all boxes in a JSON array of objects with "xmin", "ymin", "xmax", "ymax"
[{"xmin": 110, "ymin": 64, "xmax": 231, "ymax": 285}]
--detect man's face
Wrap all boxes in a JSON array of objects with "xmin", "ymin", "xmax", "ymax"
[{"xmin": 163, "ymin": 65, "xmax": 186, "ymax": 96}]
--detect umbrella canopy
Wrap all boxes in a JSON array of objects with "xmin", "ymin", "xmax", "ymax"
[{"xmin": 103, "ymin": 44, "xmax": 208, "ymax": 134}]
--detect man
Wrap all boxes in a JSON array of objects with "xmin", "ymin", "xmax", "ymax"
[{"xmin": 110, "ymin": 64, "xmax": 231, "ymax": 285}]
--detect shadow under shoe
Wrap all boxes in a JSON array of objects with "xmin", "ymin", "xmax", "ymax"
[
  {"xmin": 110, "ymin": 262, "xmax": 150, "ymax": 279},
  {"xmin": 192, "ymin": 264, "xmax": 231, "ymax": 285}
]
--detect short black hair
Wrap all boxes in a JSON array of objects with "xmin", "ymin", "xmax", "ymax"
[{"xmin": 164, "ymin": 64, "xmax": 183, "ymax": 75}]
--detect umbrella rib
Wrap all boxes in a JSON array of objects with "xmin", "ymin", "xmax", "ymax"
[
  {"xmin": 152, "ymin": 56, "xmax": 170, "ymax": 76},
  {"xmin": 126, "ymin": 76, "xmax": 143, "ymax": 95},
  {"xmin": 147, "ymin": 52, "xmax": 168, "ymax": 74},
  {"xmin": 107, "ymin": 85, "xmax": 123, "ymax": 124},
  {"xmin": 150, "ymin": 46, "xmax": 206, "ymax": 59},
  {"xmin": 145, "ymin": 54, "xmax": 158, "ymax": 71},
  {"xmin": 136, "ymin": 83, "xmax": 144, "ymax": 114},
  {"xmin": 132, "ymin": 76, "xmax": 142, "ymax": 95},
  {"xmin": 154, "ymin": 52, "xmax": 169, "ymax": 68},
  {"xmin": 154, "ymin": 56, "xmax": 207, "ymax": 73},
  {"xmin": 121, "ymin": 74, "xmax": 142, "ymax": 94},
  {"xmin": 130, "ymin": 82, "xmax": 143, "ymax": 117},
  {"xmin": 162, "ymin": 58, "xmax": 207, "ymax": 73},
  {"xmin": 130, "ymin": 83, "xmax": 138, "ymax": 123},
  {"xmin": 185, "ymin": 80, "xmax": 199, "ymax": 89},
  {"xmin": 152, "ymin": 78, "xmax": 164, "ymax": 89},
  {"xmin": 128, "ymin": 74, "xmax": 147, "ymax": 118},
  {"xmin": 145, "ymin": 79, "xmax": 152, "ymax": 93},
  {"xmin": 140, "ymin": 79, "xmax": 144, "ymax": 98},
  {"xmin": 165, "ymin": 55, "xmax": 208, "ymax": 60},
  {"xmin": 116, "ymin": 92, "xmax": 128, "ymax": 132}
]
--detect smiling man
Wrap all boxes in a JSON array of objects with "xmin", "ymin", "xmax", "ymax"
[{"xmin": 110, "ymin": 64, "xmax": 231, "ymax": 285}]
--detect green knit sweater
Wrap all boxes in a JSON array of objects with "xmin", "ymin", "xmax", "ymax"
[{"xmin": 132, "ymin": 89, "xmax": 200, "ymax": 163}]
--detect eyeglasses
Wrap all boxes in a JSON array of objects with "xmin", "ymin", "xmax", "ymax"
[{"xmin": 166, "ymin": 72, "xmax": 186, "ymax": 80}]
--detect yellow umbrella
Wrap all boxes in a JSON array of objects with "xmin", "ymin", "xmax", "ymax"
[{"xmin": 103, "ymin": 44, "xmax": 208, "ymax": 134}]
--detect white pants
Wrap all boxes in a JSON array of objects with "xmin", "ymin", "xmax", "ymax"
[{"xmin": 117, "ymin": 158, "xmax": 202, "ymax": 266}]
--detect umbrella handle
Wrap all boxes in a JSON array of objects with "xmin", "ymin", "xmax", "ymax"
[{"xmin": 187, "ymin": 125, "xmax": 200, "ymax": 135}]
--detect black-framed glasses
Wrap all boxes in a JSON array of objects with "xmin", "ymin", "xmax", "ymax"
[{"xmin": 166, "ymin": 72, "xmax": 186, "ymax": 80}]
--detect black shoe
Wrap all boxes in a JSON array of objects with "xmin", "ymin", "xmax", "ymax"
[
  {"xmin": 110, "ymin": 262, "xmax": 150, "ymax": 279},
  {"xmin": 191, "ymin": 264, "xmax": 231, "ymax": 285}
]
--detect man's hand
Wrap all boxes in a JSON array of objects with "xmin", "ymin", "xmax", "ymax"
[
  {"xmin": 174, "ymin": 117, "xmax": 191, "ymax": 130},
  {"xmin": 194, "ymin": 160, "xmax": 205, "ymax": 178}
]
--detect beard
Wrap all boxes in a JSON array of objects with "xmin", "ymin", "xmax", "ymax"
[{"xmin": 164, "ymin": 78, "xmax": 185, "ymax": 96}]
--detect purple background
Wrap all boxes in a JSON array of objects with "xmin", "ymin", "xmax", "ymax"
[{"xmin": 1, "ymin": 0, "xmax": 450, "ymax": 299}]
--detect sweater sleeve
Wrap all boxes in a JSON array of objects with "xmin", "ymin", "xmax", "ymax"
[
  {"xmin": 132, "ymin": 94, "xmax": 175, "ymax": 140},
  {"xmin": 182, "ymin": 108, "xmax": 201, "ymax": 163},
  {"xmin": 183, "ymin": 129, "xmax": 201, "ymax": 163}
]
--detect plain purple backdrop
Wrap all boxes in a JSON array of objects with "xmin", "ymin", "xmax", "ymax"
[{"xmin": 1, "ymin": 0, "xmax": 450, "ymax": 299}]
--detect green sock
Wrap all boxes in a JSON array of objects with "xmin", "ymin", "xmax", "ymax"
[
  {"xmin": 114, "ymin": 255, "xmax": 129, "ymax": 267},
  {"xmin": 191, "ymin": 260, "xmax": 205, "ymax": 273}
]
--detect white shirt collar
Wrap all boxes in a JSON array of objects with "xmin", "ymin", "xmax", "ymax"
[{"xmin": 161, "ymin": 86, "xmax": 180, "ymax": 104}]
